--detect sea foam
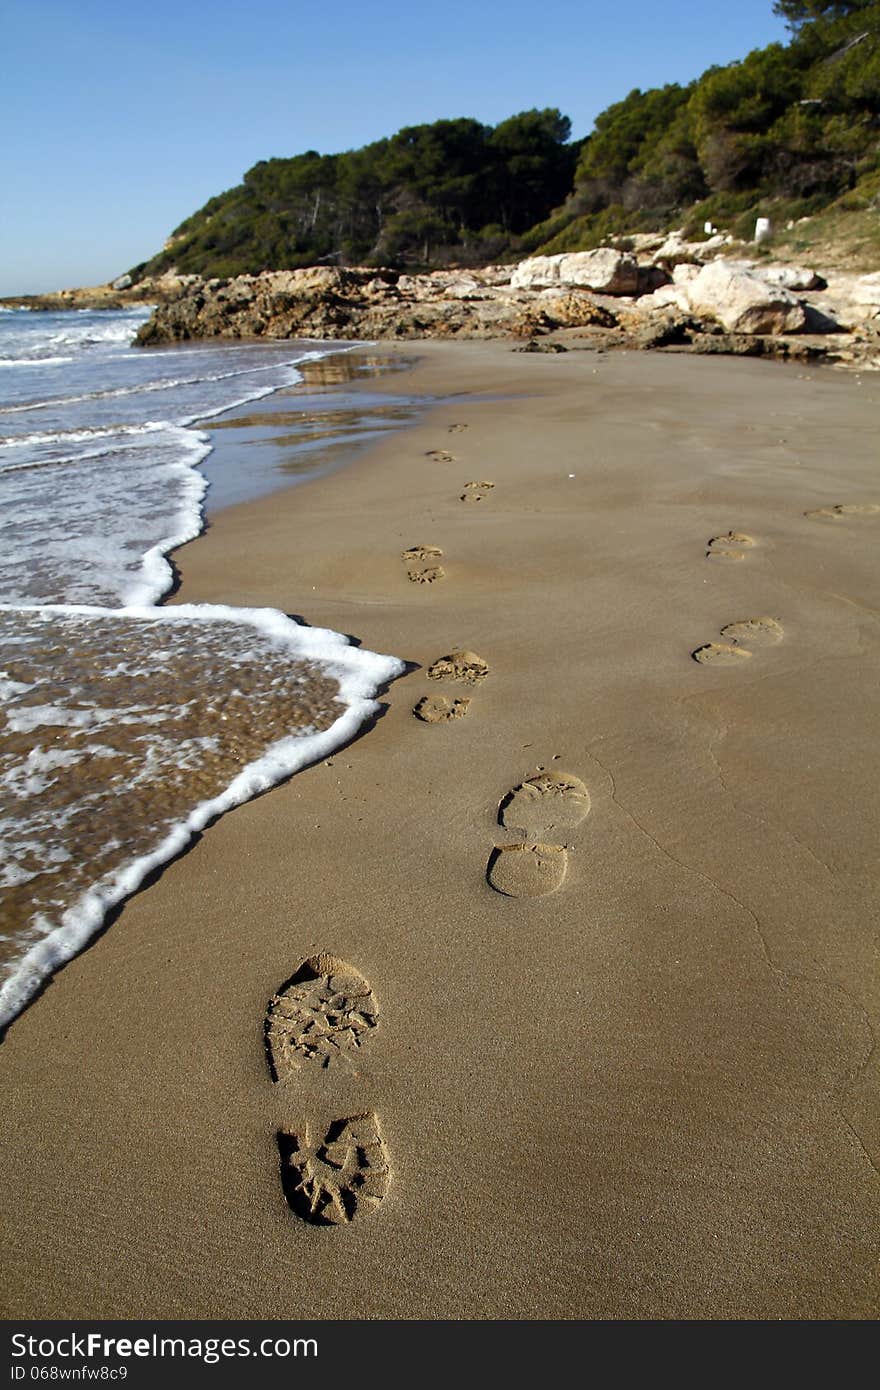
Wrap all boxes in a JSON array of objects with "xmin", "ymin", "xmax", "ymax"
[{"xmin": 0, "ymin": 602, "xmax": 402, "ymax": 1029}]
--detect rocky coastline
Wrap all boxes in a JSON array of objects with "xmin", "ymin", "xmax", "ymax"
[
  {"xmin": 132, "ymin": 235, "xmax": 880, "ymax": 369},
  {"xmin": 0, "ymin": 280, "xmax": 178, "ymax": 314},
  {"xmin": 5, "ymin": 234, "xmax": 877, "ymax": 369}
]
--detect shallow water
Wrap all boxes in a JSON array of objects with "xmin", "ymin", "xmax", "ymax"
[{"xmin": 0, "ymin": 311, "xmax": 410, "ymax": 1027}]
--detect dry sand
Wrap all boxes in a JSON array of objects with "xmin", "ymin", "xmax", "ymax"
[{"xmin": 1, "ymin": 341, "xmax": 878, "ymax": 1319}]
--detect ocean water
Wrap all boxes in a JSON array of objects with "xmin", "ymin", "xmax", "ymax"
[{"xmin": 0, "ymin": 307, "xmax": 405, "ymax": 1028}]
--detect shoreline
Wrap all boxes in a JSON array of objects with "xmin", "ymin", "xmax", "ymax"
[
  {"xmin": 0, "ymin": 340, "xmax": 416, "ymax": 1033},
  {"xmin": 2, "ymin": 340, "xmax": 878, "ymax": 1318},
  {"xmin": 193, "ymin": 346, "xmax": 428, "ymax": 516}
]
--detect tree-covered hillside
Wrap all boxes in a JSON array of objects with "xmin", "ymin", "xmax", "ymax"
[
  {"xmin": 531, "ymin": 0, "xmax": 880, "ymax": 253},
  {"xmin": 137, "ymin": 110, "xmax": 579, "ymax": 279},
  {"xmin": 135, "ymin": 1, "xmax": 879, "ymax": 281}
]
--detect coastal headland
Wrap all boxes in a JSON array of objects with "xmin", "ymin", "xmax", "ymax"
[{"xmin": 1, "ymin": 340, "xmax": 877, "ymax": 1318}]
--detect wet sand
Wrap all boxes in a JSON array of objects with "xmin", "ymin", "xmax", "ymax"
[{"xmin": 1, "ymin": 340, "xmax": 878, "ymax": 1319}]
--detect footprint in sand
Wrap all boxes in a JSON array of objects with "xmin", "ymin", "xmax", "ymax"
[
  {"xmin": 425, "ymin": 449, "xmax": 456, "ymax": 463},
  {"xmin": 500, "ymin": 771, "xmax": 591, "ymax": 837},
  {"xmin": 266, "ymin": 954, "xmax": 390, "ymax": 1226},
  {"xmin": 448, "ymin": 423, "xmax": 468, "ymax": 434},
  {"xmin": 693, "ymin": 616, "xmax": 784, "ymax": 665},
  {"xmin": 487, "ymin": 843, "xmax": 569, "ymax": 898},
  {"xmin": 460, "ymin": 481, "xmax": 495, "ymax": 503},
  {"xmin": 413, "ymin": 694, "xmax": 470, "ymax": 723},
  {"xmin": 277, "ymin": 1115, "xmax": 390, "ymax": 1227},
  {"xmin": 805, "ymin": 503, "xmax": 880, "ymax": 521},
  {"xmin": 427, "ymin": 649, "xmax": 489, "ymax": 684},
  {"xmin": 412, "ymin": 648, "xmax": 489, "ymax": 723},
  {"xmin": 265, "ymin": 953, "xmax": 378, "ymax": 1078},
  {"xmin": 402, "ymin": 544, "xmax": 445, "ymax": 584},
  {"xmin": 706, "ymin": 531, "xmax": 756, "ymax": 562},
  {"xmin": 692, "ymin": 642, "xmax": 752, "ymax": 666},
  {"xmin": 488, "ymin": 771, "xmax": 591, "ymax": 898},
  {"xmin": 720, "ymin": 616, "xmax": 784, "ymax": 646}
]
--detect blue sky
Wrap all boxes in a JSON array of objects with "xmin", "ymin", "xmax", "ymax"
[{"xmin": 1, "ymin": 0, "xmax": 789, "ymax": 295}]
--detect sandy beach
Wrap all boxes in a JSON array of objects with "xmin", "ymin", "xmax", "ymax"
[{"xmin": 1, "ymin": 340, "xmax": 878, "ymax": 1320}]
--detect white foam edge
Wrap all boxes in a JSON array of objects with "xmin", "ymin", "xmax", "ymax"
[
  {"xmin": 0, "ymin": 599, "xmax": 404, "ymax": 1030},
  {"xmin": 125, "ymin": 349, "xmax": 359, "ymax": 605},
  {"xmin": 0, "ymin": 425, "xmax": 213, "ymax": 605},
  {"xmin": 0, "ymin": 372, "xmax": 315, "ymax": 605},
  {"xmin": 123, "ymin": 428, "xmax": 212, "ymax": 606}
]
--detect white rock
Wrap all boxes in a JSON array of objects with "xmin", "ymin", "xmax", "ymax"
[
  {"xmin": 635, "ymin": 285, "xmax": 692, "ymax": 314},
  {"xmin": 808, "ymin": 273, "xmax": 880, "ymax": 327},
  {"xmin": 652, "ymin": 230, "xmax": 731, "ymax": 265},
  {"xmin": 756, "ymin": 264, "xmax": 824, "ymax": 291},
  {"xmin": 510, "ymin": 254, "xmax": 561, "ymax": 288},
  {"xmin": 687, "ymin": 259, "xmax": 807, "ymax": 335},
  {"xmin": 444, "ymin": 277, "xmax": 485, "ymax": 300},
  {"xmin": 722, "ymin": 260, "xmax": 823, "ymax": 291},
  {"xmin": 853, "ymin": 272, "xmax": 880, "ymax": 307},
  {"xmin": 511, "ymin": 248, "xmax": 639, "ymax": 295},
  {"xmin": 672, "ymin": 263, "xmax": 700, "ymax": 284},
  {"xmin": 111, "ymin": 274, "xmax": 132, "ymax": 290}
]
